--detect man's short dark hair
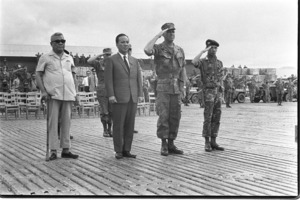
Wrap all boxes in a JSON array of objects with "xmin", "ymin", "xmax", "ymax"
[{"xmin": 115, "ymin": 33, "xmax": 128, "ymax": 44}]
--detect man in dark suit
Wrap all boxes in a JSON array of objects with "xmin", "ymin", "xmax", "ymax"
[{"xmin": 104, "ymin": 33, "xmax": 143, "ymax": 159}]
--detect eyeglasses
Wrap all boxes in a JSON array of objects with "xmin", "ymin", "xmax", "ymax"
[
  {"xmin": 167, "ymin": 30, "xmax": 175, "ymax": 33},
  {"xmin": 52, "ymin": 39, "xmax": 66, "ymax": 44}
]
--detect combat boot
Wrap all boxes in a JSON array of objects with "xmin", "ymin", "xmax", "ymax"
[
  {"xmin": 161, "ymin": 139, "xmax": 168, "ymax": 156},
  {"xmin": 204, "ymin": 137, "xmax": 212, "ymax": 152},
  {"xmin": 168, "ymin": 139, "xmax": 184, "ymax": 154},
  {"xmin": 211, "ymin": 137, "xmax": 225, "ymax": 151}
]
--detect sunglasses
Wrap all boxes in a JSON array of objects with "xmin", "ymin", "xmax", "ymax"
[{"xmin": 52, "ymin": 39, "xmax": 66, "ymax": 44}]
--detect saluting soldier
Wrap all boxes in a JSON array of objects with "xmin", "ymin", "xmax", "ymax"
[
  {"xmin": 192, "ymin": 39, "xmax": 225, "ymax": 152},
  {"xmin": 144, "ymin": 22, "xmax": 186, "ymax": 156}
]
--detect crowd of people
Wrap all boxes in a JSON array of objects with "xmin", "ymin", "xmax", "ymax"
[{"xmin": 0, "ymin": 65, "xmax": 39, "ymax": 93}]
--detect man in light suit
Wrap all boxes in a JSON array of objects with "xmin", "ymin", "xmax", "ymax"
[{"xmin": 104, "ymin": 33, "xmax": 143, "ymax": 159}]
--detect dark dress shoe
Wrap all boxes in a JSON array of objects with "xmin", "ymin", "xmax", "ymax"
[
  {"xmin": 211, "ymin": 143, "xmax": 225, "ymax": 151},
  {"xmin": 115, "ymin": 152, "xmax": 123, "ymax": 159},
  {"xmin": 49, "ymin": 153, "xmax": 57, "ymax": 161},
  {"xmin": 133, "ymin": 130, "xmax": 138, "ymax": 133},
  {"xmin": 161, "ymin": 147, "xmax": 169, "ymax": 156},
  {"xmin": 61, "ymin": 152, "xmax": 79, "ymax": 159},
  {"xmin": 107, "ymin": 130, "xmax": 113, "ymax": 137},
  {"xmin": 205, "ymin": 142, "xmax": 212, "ymax": 152},
  {"xmin": 226, "ymin": 105, "xmax": 231, "ymax": 108},
  {"xmin": 103, "ymin": 132, "xmax": 111, "ymax": 137},
  {"xmin": 123, "ymin": 151, "xmax": 136, "ymax": 158},
  {"xmin": 168, "ymin": 146, "xmax": 184, "ymax": 154}
]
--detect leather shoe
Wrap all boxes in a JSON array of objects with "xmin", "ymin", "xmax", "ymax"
[
  {"xmin": 61, "ymin": 152, "xmax": 79, "ymax": 159},
  {"xmin": 103, "ymin": 132, "xmax": 111, "ymax": 137},
  {"xmin": 133, "ymin": 130, "xmax": 138, "ymax": 133},
  {"xmin": 168, "ymin": 146, "xmax": 184, "ymax": 154},
  {"xmin": 123, "ymin": 151, "xmax": 136, "ymax": 158},
  {"xmin": 115, "ymin": 152, "xmax": 123, "ymax": 159},
  {"xmin": 211, "ymin": 143, "xmax": 225, "ymax": 151},
  {"xmin": 205, "ymin": 142, "xmax": 212, "ymax": 152},
  {"xmin": 161, "ymin": 147, "xmax": 168, "ymax": 156},
  {"xmin": 49, "ymin": 153, "xmax": 57, "ymax": 161}
]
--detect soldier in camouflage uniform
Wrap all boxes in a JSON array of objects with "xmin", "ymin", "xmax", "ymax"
[
  {"xmin": 223, "ymin": 71, "xmax": 233, "ymax": 108},
  {"xmin": 87, "ymin": 48, "xmax": 113, "ymax": 137},
  {"xmin": 275, "ymin": 78, "xmax": 284, "ymax": 106},
  {"xmin": 0, "ymin": 66, "xmax": 10, "ymax": 92},
  {"xmin": 287, "ymin": 78, "xmax": 294, "ymax": 102},
  {"xmin": 144, "ymin": 22, "xmax": 186, "ymax": 156},
  {"xmin": 13, "ymin": 66, "xmax": 31, "ymax": 92},
  {"xmin": 192, "ymin": 39, "xmax": 225, "ymax": 152},
  {"xmin": 247, "ymin": 77, "xmax": 256, "ymax": 103},
  {"xmin": 263, "ymin": 81, "xmax": 270, "ymax": 103}
]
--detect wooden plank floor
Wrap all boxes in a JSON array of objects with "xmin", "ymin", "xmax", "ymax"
[{"xmin": 0, "ymin": 99, "xmax": 298, "ymax": 196}]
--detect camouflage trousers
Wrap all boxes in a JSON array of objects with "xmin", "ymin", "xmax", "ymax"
[
  {"xmin": 156, "ymin": 92, "xmax": 181, "ymax": 139},
  {"xmin": 288, "ymin": 90, "xmax": 293, "ymax": 102},
  {"xmin": 249, "ymin": 90, "xmax": 255, "ymax": 103},
  {"xmin": 96, "ymin": 87, "xmax": 112, "ymax": 123},
  {"xmin": 265, "ymin": 89, "xmax": 270, "ymax": 102},
  {"xmin": 224, "ymin": 89, "xmax": 232, "ymax": 106},
  {"xmin": 198, "ymin": 90, "xmax": 205, "ymax": 107},
  {"xmin": 277, "ymin": 92, "xmax": 283, "ymax": 105},
  {"xmin": 202, "ymin": 88, "xmax": 222, "ymax": 137}
]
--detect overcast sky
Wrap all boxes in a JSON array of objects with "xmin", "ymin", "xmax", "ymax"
[{"xmin": 0, "ymin": 0, "xmax": 298, "ymax": 68}]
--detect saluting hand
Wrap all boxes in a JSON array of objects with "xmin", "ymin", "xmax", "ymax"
[
  {"xmin": 202, "ymin": 46, "xmax": 211, "ymax": 53},
  {"xmin": 157, "ymin": 28, "xmax": 169, "ymax": 38}
]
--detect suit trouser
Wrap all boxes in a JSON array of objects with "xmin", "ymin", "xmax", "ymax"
[
  {"xmin": 156, "ymin": 93, "xmax": 181, "ymax": 140},
  {"xmin": 48, "ymin": 99, "xmax": 72, "ymax": 150},
  {"xmin": 112, "ymin": 98, "xmax": 137, "ymax": 153}
]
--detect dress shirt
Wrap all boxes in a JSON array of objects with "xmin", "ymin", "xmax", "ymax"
[{"xmin": 118, "ymin": 52, "xmax": 130, "ymax": 69}]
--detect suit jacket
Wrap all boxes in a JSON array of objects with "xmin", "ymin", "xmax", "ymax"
[{"xmin": 104, "ymin": 53, "xmax": 143, "ymax": 103}]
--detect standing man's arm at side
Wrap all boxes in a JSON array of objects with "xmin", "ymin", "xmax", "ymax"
[
  {"xmin": 137, "ymin": 61, "xmax": 143, "ymax": 102},
  {"xmin": 104, "ymin": 57, "xmax": 117, "ymax": 103},
  {"xmin": 35, "ymin": 56, "xmax": 49, "ymax": 101}
]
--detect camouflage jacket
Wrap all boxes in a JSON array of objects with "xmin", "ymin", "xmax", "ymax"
[
  {"xmin": 275, "ymin": 81, "xmax": 284, "ymax": 93},
  {"xmin": 194, "ymin": 56, "xmax": 223, "ymax": 90},
  {"xmin": 153, "ymin": 43, "xmax": 186, "ymax": 94}
]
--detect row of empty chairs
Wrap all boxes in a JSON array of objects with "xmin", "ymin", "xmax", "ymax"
[
  {"xmin": 0, "ymin": 92, "xmax": 42, "ymax": 120},
  {"xmin": 0, "ymin": 91, "xmax": 157, "ymax": 120}
]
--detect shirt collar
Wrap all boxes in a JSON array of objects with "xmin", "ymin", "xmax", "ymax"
[
  {"xmin": 49, "ymin": 50, "xmax": 68, "ymax": 59},
  {"xmin": 118, "ymin": 52, "xmax": 128, "ymax": 59}
]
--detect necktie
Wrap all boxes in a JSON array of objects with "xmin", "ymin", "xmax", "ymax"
[{"xmin": 123, "ymin": 56, "xmax": 130, "ymax": 72}]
